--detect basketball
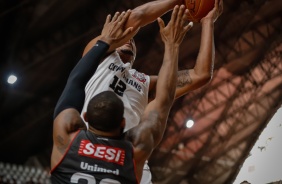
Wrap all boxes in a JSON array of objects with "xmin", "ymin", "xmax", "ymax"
[{"xmin": 184, "ymin": 0, "xmax": 215, "ymax": 22}]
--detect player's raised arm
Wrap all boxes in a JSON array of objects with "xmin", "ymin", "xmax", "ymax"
[
  {"xmin": 53, "ymin": 10, "xmax": 133, "ymax": 119},
  {"xmin": 51, "ymin": 11, "xmax": 133, "ymax": 169},
  {"xmin": 128, "ymin": 5, "xmax": 192, "ymax": 173},
  {"xmin": 83, "ymin": 0, "xmax": 184, "ymax": 56},
  {"xmin": 148, "ymin": 0, "xmax": 223, "ymax": 100},
  {"xmin": 173, "ymin": 0, "xmax": 223, "ymax": 98}
]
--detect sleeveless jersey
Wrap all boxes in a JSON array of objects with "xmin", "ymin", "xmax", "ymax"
[
  {"xmin": 81, "ymin": 51, "xmax": 150, "ymax": 132},
  {"xmin": 51, "ymin": 130, "xmax": 138, "ymax": 184}
]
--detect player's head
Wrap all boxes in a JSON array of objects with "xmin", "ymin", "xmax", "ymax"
[
  {"xmin": 85, "ymin": 91, "xmax": 124, "ymax": 133},
  {"xmin": 116, "ymin": 38, "xmax": 136, "ymax": 66}
]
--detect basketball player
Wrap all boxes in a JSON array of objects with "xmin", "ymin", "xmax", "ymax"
[
  {"xmin": 81, "ymin": 0, "xmax": 223, "ymax": 183},
  {"xmin": 51, "ymin": 6, "xmax": 191, "ymax": 184}
]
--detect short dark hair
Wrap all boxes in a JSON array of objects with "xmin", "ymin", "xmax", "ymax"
[{"xmin": 86, "ymin": 91, "xmax": 124, "ymax": 132}]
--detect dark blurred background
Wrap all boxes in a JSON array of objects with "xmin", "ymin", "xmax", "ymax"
[{"xmin": 0, "ymin": 0, "xmax": 281, "ymax": 183}]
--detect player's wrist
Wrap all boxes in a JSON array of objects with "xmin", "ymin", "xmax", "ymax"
[
  {"xmin": 98, "ymin": 36, "xmax": 113, "ymax": 45},
  {"xmin": 96, "ymin": 40, "xmax": 111, "ymax": 50},
  {"xmin": 164, "ymin": 41, "xmax": 181, "ymax": 49},
  {"xmin": 164, "ymin": 44, "xmax": 179, "ymax": 56},
  {"xmin": 200, "ymin": 17, "xmax": 214, "ymax": 25}
]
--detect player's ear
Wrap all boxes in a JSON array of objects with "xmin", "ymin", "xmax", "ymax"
[
  {"xmin": 121, "ymin": 118, "xmax": 125, "ymax": 128},
  {"xmin": 83, "ymin": 112, "xmax": 88, "ymax": 122}
]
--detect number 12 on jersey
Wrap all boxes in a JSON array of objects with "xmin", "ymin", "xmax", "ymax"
[{"xmin": 109, "ymin": 76, "xmax": 126, "ymax": 97}]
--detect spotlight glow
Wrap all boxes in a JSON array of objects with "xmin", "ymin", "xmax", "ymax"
[
  {"xmin": 186, "ymin": 119, "xmax": 194, "ymax": 128},
  {"xmin": 7, "ymin": 75, "xmax": 17, "ymax": 84}
]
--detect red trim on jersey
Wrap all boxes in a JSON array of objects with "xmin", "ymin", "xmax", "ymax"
[{"xmin": 50, "ymin": 130, "xmax": 81, "ymax": 173}]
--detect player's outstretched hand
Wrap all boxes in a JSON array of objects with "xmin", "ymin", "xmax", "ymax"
[
  {"xmin": 201, "ymin": 0, "xmax": 223, "ymax": 23},
  {"xmin": 100, "ymin": 10, "xmax": 133, "ymax": 45},
  {"xmin": 157, "ymin": 5, "xmax": 193, "ymax": 46}
]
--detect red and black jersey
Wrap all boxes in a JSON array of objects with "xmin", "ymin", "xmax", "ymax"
[{"xmin": 51, "ymin": 130, "xmax": 138, "ymax": 184}]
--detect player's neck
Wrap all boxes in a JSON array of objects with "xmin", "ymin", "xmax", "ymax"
[{"xmin": 88, "ymin": 126, "xmax": 122, "ymax": 138}]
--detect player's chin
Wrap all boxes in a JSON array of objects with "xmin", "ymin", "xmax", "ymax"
[
  {"xmin": 119, "ymin": 54, "xmax": 134, "ymax": 64},
  {"xmin": 120, "ymin": 49, "xmax": 134, "ymax": 56}
]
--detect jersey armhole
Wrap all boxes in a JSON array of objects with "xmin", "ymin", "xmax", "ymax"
[{"xmin": 50, "ymin": 130, "xmax": 81, "ymax": 174}]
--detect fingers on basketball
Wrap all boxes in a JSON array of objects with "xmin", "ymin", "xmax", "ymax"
[{"xmin": 184, "ymin": 0, "xmax": 216, "ymax": 22}]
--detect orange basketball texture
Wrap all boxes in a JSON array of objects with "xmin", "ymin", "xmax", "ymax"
[{"xmin": 184, "ymin": 0, "xmax": 215, "ymax": 22}]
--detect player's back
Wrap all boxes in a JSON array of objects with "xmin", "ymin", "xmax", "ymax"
[{"xmin": 50, "ymin": 130, "xmax": 138, "ymax": 184}]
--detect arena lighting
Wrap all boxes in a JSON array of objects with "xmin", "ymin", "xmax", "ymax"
[
  {"xmin": 7, "ymin": 75, "xmax": 17, "ymax": 84},
  {"xmin": 186, "ymin": 119, "xmax": 194, "ymax": 128}
]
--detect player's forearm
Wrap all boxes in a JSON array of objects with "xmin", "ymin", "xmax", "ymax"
[
  {"xmin": 194, "ymin": 19, "xmax": 215, "ymax": 78},
  {"xmin": 156, "ymin": 44, "xmax": 179, "ymax": 106},
  {"xmin": 84, "ymin": 0, "xmax": 183, "ymax": 56},
  {"xmin": 126, "ymin": 0, "xmax": 183, "ymax": 30},
  {"xmin": 173, "ymin": 21, "xmax": 214, "ymax": 98},
  {"xmin": 54, "ymin": 41, "xmax": 109, "ymax": 119}
]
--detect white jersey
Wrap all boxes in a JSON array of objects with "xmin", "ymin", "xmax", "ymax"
[
  {"xmin": 82, "ymin": 51, "xmax": 150, "ymax": 132},
  {"xmin": 82, "ymin": 51, "xmax": 152, "ymax": 184}
]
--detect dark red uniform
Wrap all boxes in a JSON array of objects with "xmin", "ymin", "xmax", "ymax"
[{"xmin": 51, "ymin": 130, "xmax": 138, "ymax": 184}]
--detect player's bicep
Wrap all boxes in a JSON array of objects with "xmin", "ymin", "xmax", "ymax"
[
  {"xmin": 130, "ymin": 125, "xmax": 155, "ymax": 163},
  {"xmin": 53, "ymin": 109, "xmax": 84, "ymax": 148},
  {"xmin": 130, "ymin": 101, "xmax": 165, "ymax": 160},
  {"xmin": 142, "ymin": 101, "xmax": 167, "ymax": 146}
]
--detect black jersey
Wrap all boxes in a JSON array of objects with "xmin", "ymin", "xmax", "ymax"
[{"xmin": 51, "ymin": 130, "xmax": 138, "ymax": 184}]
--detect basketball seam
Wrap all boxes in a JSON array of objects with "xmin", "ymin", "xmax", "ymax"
[
  {"xmin": 194, "ymin": 0, "xmax": 203, "ymax": 17},
  {"xmin": 187, "ymin": 9, "xmax": 197, "ymax": 22},
  {"xmin": 187, "ymin": 0, "xmax": 204, "ymax": 22},
  {"xmin": 187, "ymin": 0, "xmax": 212, "ymax": 22}
]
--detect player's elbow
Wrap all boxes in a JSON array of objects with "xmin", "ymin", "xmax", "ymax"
[
  {"xmin": 197, "ymin": 73, "xmax": 213, "ymax": 87},
  {"xmin": 202, "ymin": 73, "xmax": 213, "ymax": 84}
]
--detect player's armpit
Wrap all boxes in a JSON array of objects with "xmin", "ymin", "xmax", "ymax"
[{"xmin": 177, "ymin": 70, "xmax": 192, "ymax": 87}]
